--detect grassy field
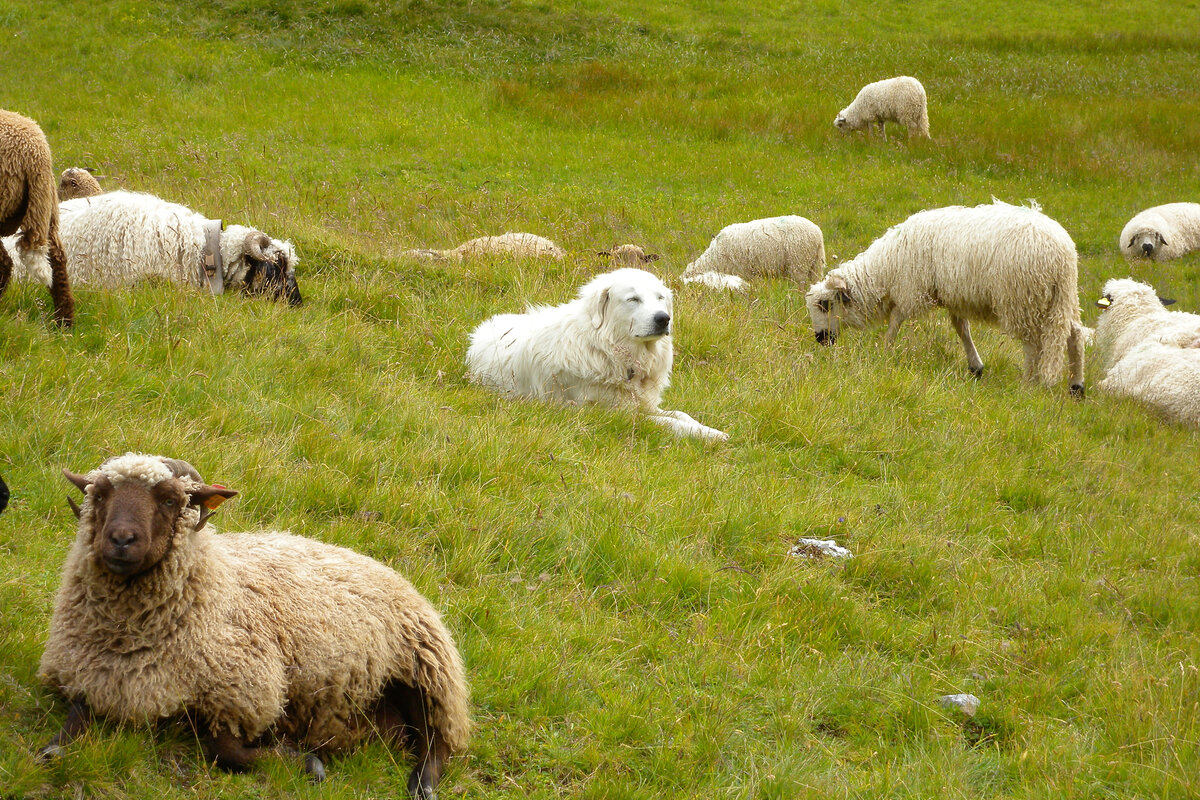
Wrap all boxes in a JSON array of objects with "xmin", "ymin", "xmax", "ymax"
[{"xmin": 3, "ymin": 0, "xmax": 1200, "ymax": 797}]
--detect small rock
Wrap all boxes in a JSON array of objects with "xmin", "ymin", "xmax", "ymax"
[
  {"xmin": 788, "ymin": 538, "xmax": 853, "ymax": 559},
  {"xmin": 938, "ymin": 693, "xmax": 980, "ymax": 717}
]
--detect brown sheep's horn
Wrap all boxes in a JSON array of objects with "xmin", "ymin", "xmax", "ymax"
[
  {"xmin": 63, "ymin": 469, "xmax": 91, "ymax": 493},
  {"xmin": 161, "ymin": 458, "xmax": 204, "ymax": 483},
  {"xmin": 67, "ymin": 496, "xmax": 82, "ymax": 519}
]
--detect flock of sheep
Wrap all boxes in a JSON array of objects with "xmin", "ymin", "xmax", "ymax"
[{"xmin": 4, "ymin": 68, "xmax": 1200, "ymax": 799}]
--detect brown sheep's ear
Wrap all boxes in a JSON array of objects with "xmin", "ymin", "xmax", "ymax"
[
  {"xmin": 1160, "ymin": 297, "xmax": 1177, "ymax": 306},
  {"xmin": 188, "ymin": 484, "xmax": 239, "ymax": 531},
  {"xmin": 597, "ymin": 250, "xmax": 612, "ymax": 257},
  {"xmin": 63, "ymin": 469, "xmax": 91, "ymax": 493}
]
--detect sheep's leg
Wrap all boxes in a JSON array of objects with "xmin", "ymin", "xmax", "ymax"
[
  {"xmin": 407, "ymin": 734, "xmax": 451, "ymax": 800},
  {"xmin": 883, "ymin": 308, "xmax": 907, "ymax": 346},
  {"xmin": 1067, "ymin": 322, "xmax": 1086, "ymax": 399},
  {"xmin": 35, "ymin": 697, "xmax": 92, "ymax": 761},
  {"xmin": 950, "ymin": 314, "xmax": 985, "ymax": 377},
  {"xmin": 205, "ymin": 729, "xmax": 260, "ymax": 772},
  {"xmin": 382, "ymin": 682, "xmax": 448, "ymax": 800},
  {"xmin": 46, "ymin": 236, "xmax": 75, "ymax": 328}
]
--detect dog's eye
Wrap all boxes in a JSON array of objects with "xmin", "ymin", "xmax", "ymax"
[{"xmin": 626, "ymin": 296, "xmax": 642, "ymax": 304}]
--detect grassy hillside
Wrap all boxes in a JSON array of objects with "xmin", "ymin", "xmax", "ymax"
[{"xmin": 2, "ymin": 1, "xmax": 1200, "ymax": 797}]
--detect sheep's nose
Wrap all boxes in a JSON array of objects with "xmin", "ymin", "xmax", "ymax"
[
  {"xmin": 1142, "ymin": 241, "xmax": 1155, "ymax": 255},
  {"xmin": 107, "ymin": 527, "xmax": 137, "ymax": 549},
  {"xmin": 653, "ymin": 311, "xmax": 670, "ymax": 331},
  {"xmin": 815, "ymin": 329, "xmax": 835, "ymax": 345}
]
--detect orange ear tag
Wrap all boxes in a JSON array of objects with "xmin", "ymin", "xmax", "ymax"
[{"xmin": 203, "ymin": 486, "xmax": 230, "ymax": 510}]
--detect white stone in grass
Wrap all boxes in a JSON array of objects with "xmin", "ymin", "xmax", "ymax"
[
  {"xmin": 938, "ymin": 693, "xmax": 980, "ymax": 717},
  {"xmin": 788, "ymin": 538, "xmax": 853, "ymax": 559}
]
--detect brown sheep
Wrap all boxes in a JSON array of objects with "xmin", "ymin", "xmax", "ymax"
[
  {"xmin": 598, "ymin": 243, "xmax": 660, "ymax": 265},
  {"xmin": 38, "ymin": 453, "xmax": 470, "ymax": 798},
  {"xmin": 58, "ymin": 167, "xmax": 102, "ymax": 200},
  {"xmin": 0, "ymin": 109, "xmax": 74, "ymax": 326}
]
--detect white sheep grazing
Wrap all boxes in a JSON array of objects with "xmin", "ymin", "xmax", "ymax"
[
  {"xmin": 680, "ymin": 216, "xmax": 825, "ymax": 292},
  {"xmin": 6, "ymin": 190, "xmax": 301, "ymax": 304},
  {"xmin": 1119, "ymin": 203, "xmax": 1200, "ymax": 262},
  {"xmin": 1092, "ymin": 278, "xmax": 1200, "ymax": 425},
  {"xmin": 406, "ymin": 232, "xmax": 565, "ymax": 262},
  {"xmin": 805, "ymin": 200, "xmax": 1086, "ymax": 396},
  {"xmin": 834, "ymin": 76, "xmax": 930, "ymax": 141},
  {"xmin": 39, "ymin": 454, "xmax": 470, "ymax": 798}
]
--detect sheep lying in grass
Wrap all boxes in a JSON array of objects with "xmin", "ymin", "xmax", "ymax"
[
  {"xmin": 1094, "ymin": 278, "xmax": 1200, "ymax": 425},
  {"xmin": 406, "ymin": 232, "xmax": 565, "ymax": 262},
  {"xmin": 681, "ymin": 216, "xmax": 825, "ymax": 292},
  {"xmin": 0, "ymin": 109, "xmax": 74, "ymax": 326},
  {"xmin": 834, "ymin": 76, "xmax": 930, "ymax": 140},
  {"xmin": 58, "ymin": 168, "xmax": 102, "ymax": 201},
  {"xmin": 467, "ymin": 267, "xmax": 728, "ymax": 441},
  {"xmin": 599, "ymin": 243, "xmax": 659, "ymax": 265},
  {"xmin": 38, "ymin": 454, "xmax": 470, "ymax": 799},
  {"xmin": 6, "ymin": 190, "xmax": 301, "ymax": 305},
  {"xmin": 805, "ymin": 200, "xmax": 1086, "ymax": 396},
  {"xmin": 1119, "ymin": 203, "xmax": 1200, "ymax": 262}
]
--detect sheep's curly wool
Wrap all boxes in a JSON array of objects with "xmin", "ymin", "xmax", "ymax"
[{"xmin": 39, "ymin": 454, "xmax": 470, "ymax": 754}]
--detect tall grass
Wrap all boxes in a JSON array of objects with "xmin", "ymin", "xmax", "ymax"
[{"xmin": 2, "ymin": 0, "xmax": 1200, "ymax": 797}]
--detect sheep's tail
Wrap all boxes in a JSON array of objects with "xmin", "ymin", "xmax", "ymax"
[{"xmin": 681, "ymin": 271, "xmax": 747, "ymax": 292}]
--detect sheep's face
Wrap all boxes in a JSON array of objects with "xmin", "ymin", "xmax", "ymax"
[
  {"xmin": 85, "ymin": 475, "xmax": 189, "ymax": 578},
  {"xmin": 58, "ymin": 168, "xmax": 102, "ymax": 201},
  {"xmin": 834, "ymin": 111, "xmax": 856, "ymax": 132},
  {"xmin": 805, "ymin": 273, "xmax": 855, "ymax": 344},
  {"xmin": 1126, "ymin": 229, "xmax": 1166, "ymax": 260},
  {"xmin": 237, "ymin": 234, "xmax": 302, "ymax": 306},
  {"xmin": 1097, "ymin": 279, "xmax": 1175, "ymax": 312}
]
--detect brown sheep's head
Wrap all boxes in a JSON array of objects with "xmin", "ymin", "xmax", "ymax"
[
  {"xmin": 64, "ymin": 457, "xmax": 237, "ymax": 579},
  {"xmin": 58, "ymin": 168, "xmax": 103, "ymax": 201}
]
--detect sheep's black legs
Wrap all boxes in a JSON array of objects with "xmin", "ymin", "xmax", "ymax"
[
  {"xmin": 0, "ymin": 240, "xmax": 12, "ymax": 299},
  {"xmin": 377, "ymin": 681, "xmax": 448, "ymax": 800},
  {"xmin": 46, "ymin": 236, "xmax": 74, "ymax": 328},
  {"xmin": 205, "ymin": 730, "xmax": 260, "ymax": 772},
  {"xmin": 36, "ymin": 697, "xmax": 92, "ymax": 761}
]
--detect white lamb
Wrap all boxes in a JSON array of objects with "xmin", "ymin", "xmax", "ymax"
[
  {"xmin": 406, "ymin": 232, "xmax": 565, "ymax": 262},
  {"xmin": 1119, "ymin": 203, "xmax": 1200, "ymax": 262},
  {"xmin": 834, "ymin": 76, "xmax": 930, "ymax": 140},
  {"xmin": 805, "ymin": 200, "xmax": 1086, "ymax": 396},
  {"xmin": 680, "ymin": 216, "xmax": 825, "ymax": 292},
  {"xmin": 1093, "ymin": 278, "xmax": 1200, "ymax": 425},
  {"xmin": 6, "ymin": 190, "xmax": 301, "ymax": 305}
]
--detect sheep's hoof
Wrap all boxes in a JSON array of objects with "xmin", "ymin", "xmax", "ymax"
[
  {"xmin": 34, "ymin": 743, "xmax": 62, "ymax": 763},
  {"xmin": 304, "ymin": 753, "xmax": 326, "ymax": 782},
  {"xmin": 1070, "ymin": 383, "xmax": 1085, "ymax": 400},
  {"xmin": 407, "ymin": 768, "xmax": 437, "ymax": 800},
  {"xmin": 969, "ymin": 365, "xmax": 984, "ymax": 378}
]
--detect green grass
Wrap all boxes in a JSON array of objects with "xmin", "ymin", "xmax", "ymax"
[{"xmin": 3, "ymin": 0, "xmax": 1200, "ymax": 797}]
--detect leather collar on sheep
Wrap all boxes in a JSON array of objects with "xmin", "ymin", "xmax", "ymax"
[{"xmin": 201, "ymin": 219, "xmax": 225, "ymax": 295}]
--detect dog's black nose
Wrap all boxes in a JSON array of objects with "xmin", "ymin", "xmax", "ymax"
[
  {"xmin": 1142, "ymin": 241, "xmax": 1155, "ymax": 255},
  {"xmin": 815, "ymin": 329, "xmax": 835, "ymax": 345},
  {"xmin": 653, "ymin": 311, "xmax": 670, "ymax": 331}
]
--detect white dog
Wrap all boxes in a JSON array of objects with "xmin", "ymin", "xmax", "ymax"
[{"xmin": 466, "ymin": 267, "xmax": 728, "ymax": 441}]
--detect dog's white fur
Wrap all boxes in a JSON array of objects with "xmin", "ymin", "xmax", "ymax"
[{"xmin": 467, "ymin": 267, "xmax": 727, "ymax": 441}]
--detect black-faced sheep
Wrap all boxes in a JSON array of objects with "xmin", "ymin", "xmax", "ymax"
[
  {"xmin": 834, "ymin": 76, "xmax": 930, "ymax": 141},
  {"xmin": 406, "ymin": 232, "xmax": 565, "ymax": 261},
  {"xmin": 1093, "ymin": 278, "xmax": 1200, "ymax": 425},
  {"xmin": 38, "ymin": 454, "xmax": 470, "ymax": 799},
  {"xmin": 58, "ymin": 168, "xmax": 102, "ymax": 201},
  {"xmin": 805, "ymin": 200, "xmax": 1086, "ymax": 396},
  {"xmin": 1119, "ymin": 203, "xmax": 1200, "ymax": 262},
  {"xmin": 680, "ymin": 215, "xmax": 825, "ymax": 292},
  {"xmin": 0, "ymin": 109, "xmax": 74, "ymax": 326},
  {"xmin": 6, "ymin": 190, "xmax": 301, "ymax": 305}
]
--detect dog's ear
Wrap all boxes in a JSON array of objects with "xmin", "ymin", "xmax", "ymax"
[{"xmin": 589, "ymin": 287, "xmax": 611, "ymax": 329}]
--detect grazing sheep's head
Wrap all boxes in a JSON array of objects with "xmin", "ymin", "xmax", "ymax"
[
  {"xmin": 598, "ymin": 244, "xmax": 660, "ymax": 265},
  {"xmin": 237, "ymin": 231, "xmax": 302, "ymax": 306},
  {"xmin": 58, "ymin": 168, "xmax": 103, "ymax": 201},
  {"xmin": 64, "ymin": 455, "xmax": 237, "ymax": 579},
  {"xmin": 805, "ymin": 272, "xmax": 856, "ymax": 344},
  {"xmin": 834, "ymin": 110, "xmax": 856, "ymax": 132},
  {"xmin": 1097, "ymin": 278, "xmax": 1176, "ymax": 312}
]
